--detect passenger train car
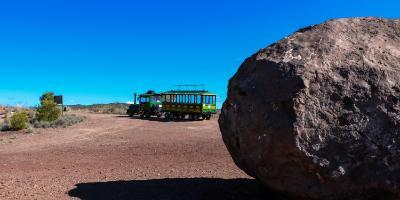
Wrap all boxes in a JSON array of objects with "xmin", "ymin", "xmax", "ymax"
[{"xmin": 127, "ymin": 86, "xmax": 217, "ymax": 120}]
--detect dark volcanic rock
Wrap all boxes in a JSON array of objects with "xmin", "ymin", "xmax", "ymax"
[{"xmin": 219, "ymin": 17, "xmax": 400, "ymax": 199}]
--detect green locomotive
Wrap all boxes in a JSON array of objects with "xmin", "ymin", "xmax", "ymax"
[
  {"xmin": 127, "ymin": 85, "xmax": 217, "ymax": 120},
  {"xmin": 133, "ymin": 90, "xmax": 163, "ymax": 118}
]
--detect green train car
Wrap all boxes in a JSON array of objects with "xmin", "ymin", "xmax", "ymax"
[{"xmin": 161, "ymin": 90, "xmax": 217, "ymax": 120}]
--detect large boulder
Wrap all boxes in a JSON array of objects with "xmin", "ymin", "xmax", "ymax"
[{"xmin": 219, "ymin": 17, "xmax": 400, "ymax": 199}]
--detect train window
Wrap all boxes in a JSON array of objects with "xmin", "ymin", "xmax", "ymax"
[
  {"xmin": 196, "ymin": 95, "xmax": 201, "ymax": 104},
  {"xmin": 152, "ymin": 96, "xmax": 161, "ymax": 102},
  {"xmin": 213, "ymin": 96, "xmax": 216, "ymax": 103},
  {"xmin": 203, "ymin": 95, "xmax": 215, "ymax": 104},
  {"xmin": 140, "ymin": 97, "xmax": 149, "ymax": 103}
]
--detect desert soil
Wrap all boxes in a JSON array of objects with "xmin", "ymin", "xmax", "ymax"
[{"xmin": 0, "ymin": 113, "xmax": 277, "ymax": 200}]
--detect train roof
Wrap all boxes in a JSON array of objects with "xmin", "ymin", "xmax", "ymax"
[
  {"xmin": 138, "ymin": 90, "xmax": 161, "ymax": 97},
  {"xmin": 138, "ymin": 93, "xmax": 161, "ymax": 97},
  {"xmin": 161, "ymin": 90, "xmax": 216, "ymax": 95}
]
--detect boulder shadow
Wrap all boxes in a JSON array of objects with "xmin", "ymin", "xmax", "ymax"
[{"xmin": 68, "ymin": 178, "xmax": 282, "ymax": 200}]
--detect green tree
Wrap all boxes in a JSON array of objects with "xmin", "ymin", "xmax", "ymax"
[
  {"xmin": 36, "ymin": 92, "xmax": 61, "ymax": 122},
  {"xmin": 10, "ymin": 111, "xmax": 29, "ymax": 130}
]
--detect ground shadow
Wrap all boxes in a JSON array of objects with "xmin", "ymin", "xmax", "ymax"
[
  {"xmin": 125, "ymin": 116, "xmax": 212, "ymax": 123},
  {"xmin": 114, "ymin": 115, "xmax": 130, "ymax": 118},
  {"xmin": 68, "ymin": 178, "xmax": 284, "ymax": 200}
]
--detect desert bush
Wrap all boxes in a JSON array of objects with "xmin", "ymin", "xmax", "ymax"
[
  {"xmin": 33, "ymin": 120, "xmax": 51, "ymax": 128},
  {"xmin": 33, "ymin": 114, "xmax": 84, "ymax": 128},
  {"xmin": 36, "ymin": 92, "xmax": 61, "ymax": 122},
  {"xmin": 53, "ymin": 114, "xmax": 84, "ymax": 128},
  {"xmin": 68, "ymin": 103, "xmax": 129, "ymax": 114},
  {"xmin": 10, "ymin": 111, "xmax": 29, "ymax": 130},
  {"xmin": 0, "ymin": 122, "xmax": 9, "ymax": 131},
  {"xmin": 25, "ymin": 126, "xmax": 34, "ymax": 134}
]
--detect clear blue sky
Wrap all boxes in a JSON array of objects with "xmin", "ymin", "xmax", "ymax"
[{"xmin": 0, "ymin": 0, "xmax": 399, "ymax": 107}]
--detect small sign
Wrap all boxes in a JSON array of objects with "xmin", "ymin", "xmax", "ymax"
[{"xmin": 54, "ymin": 95, "xmax": 63, "ymax": 105}]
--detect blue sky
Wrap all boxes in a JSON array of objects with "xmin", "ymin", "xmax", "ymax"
[{"xmin": 0, "ymin": 0, "xmax": 399, "ymax": 107}]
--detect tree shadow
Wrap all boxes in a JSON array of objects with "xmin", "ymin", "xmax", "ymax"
[{"xmin": 68, "ymin": 178, "xmax": 285, "ymax": 200}]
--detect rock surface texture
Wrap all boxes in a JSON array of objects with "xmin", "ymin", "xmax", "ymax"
[{"xmin": 219, "ymin": 17, "xmax": 400, "ymax": 199}]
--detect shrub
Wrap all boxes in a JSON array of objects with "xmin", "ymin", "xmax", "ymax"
[
  {"xmin": 33, "ymin": 114, "xmax": 84, "ymax": 128},
  {"xmin": 10, "ymin": 111, "xmax": 29, "ymax": 130},
  {"xmin": 36, "ymin": 92, "xmax": 61, "ymax": 122},
  {"xmin": 33, "ymin": 120, "xmax": 51, "ymax": 128},
  {"xmin": 53, "ymin": 114, "xmax": 84, "ymax": 128},
  {"xmin": 68, "ymin": 103, "xmax": 129, "ymax": 114},
  {"xmin": 0, "ymin": 122, "xmax": 9, "ymax": 131},
  {"xmin": 25, "ymin": 126, "xmax": 34, "ymax": 134}
]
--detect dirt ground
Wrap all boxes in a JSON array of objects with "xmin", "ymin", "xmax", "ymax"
[{"xmin": 0, "ymin": 113, "xmax": 280, "ymax": 200}]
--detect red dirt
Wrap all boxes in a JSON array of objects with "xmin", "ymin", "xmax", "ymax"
[{"xmin": 0, "ymin": 113, "xmax": 277, "ymax": 200}]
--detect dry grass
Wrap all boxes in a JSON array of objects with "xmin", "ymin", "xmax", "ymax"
[{"xmin": 68, "ymin": 103, "xmax": 129, "ymax": 115}]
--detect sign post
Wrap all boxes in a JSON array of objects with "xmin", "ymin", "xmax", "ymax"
[{"xmin": 54, "ymin": 95, "xmax": 64, "ymax": 114}]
